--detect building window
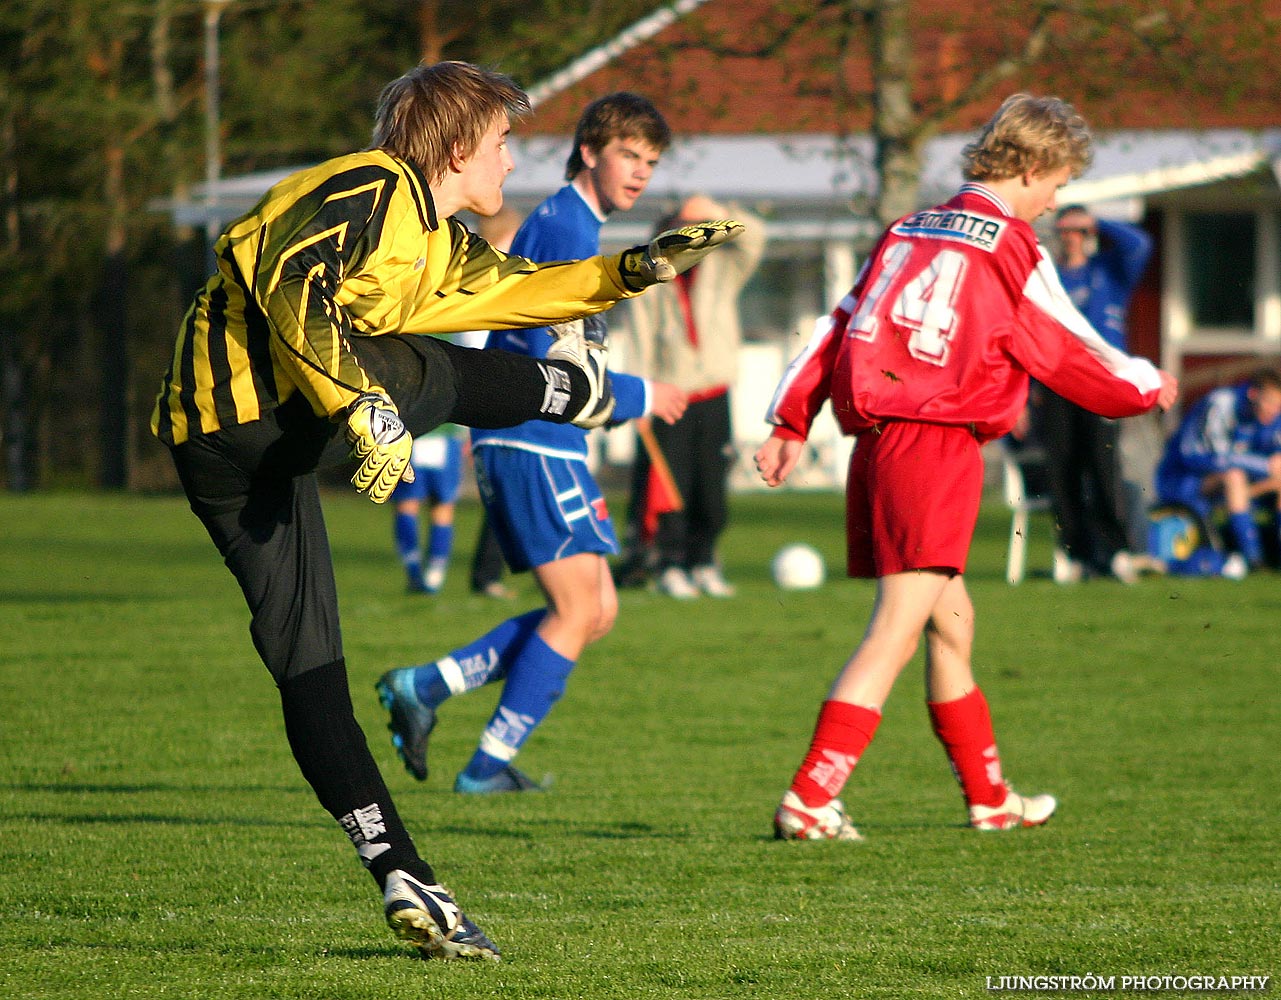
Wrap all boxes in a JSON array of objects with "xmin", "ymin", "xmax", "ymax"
[{"xmin": 1184, "ymin": 212, "xmax": 1255, "ymax": 329}]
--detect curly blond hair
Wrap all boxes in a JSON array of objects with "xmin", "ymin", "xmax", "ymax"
[{"xmin": 962, "ymin": 93, "xmax": 1092, "ymax": 182}]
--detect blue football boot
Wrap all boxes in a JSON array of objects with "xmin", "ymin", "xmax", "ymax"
[
  {"xmin": 375, "ymin": 669, "xmax": 437, "ymax": 781},
  {"xmin": 453, "ymin": 764, "xmax": 547, "ymax": 795}
]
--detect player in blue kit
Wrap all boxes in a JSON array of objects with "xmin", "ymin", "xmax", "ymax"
[
  {"xmin": 377, "ymin": 93, "xmax": 696, "ymax": 791},
  {"xmin": 391, "ymin": 423, "xmax": 466, "ymax": 593}
]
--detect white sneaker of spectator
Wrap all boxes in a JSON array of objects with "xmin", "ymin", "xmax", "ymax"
[
  {"xmin": 690, "ymin": 564, "xmax": 736, "ymax": 598},
  {"xmin": 1109, "ymin": 550, "xmax": 1139, "ymax": 585},
  {"xmin": 1221, "ymin": 553, "xmax": 1249, "ymax": 580},
  {"xmin": 1052, "ymin": 547, "xmax": 1084, "ymax": 585},
  {"xmin": 656, "ymin": 566, "xmax": 700, "ymax": 600}
]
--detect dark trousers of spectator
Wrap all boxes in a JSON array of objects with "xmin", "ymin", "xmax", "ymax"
[
  {"xmin": 469, "ymin": 513, "xmax": 507, "ymax": 592},
  {"xmin": 647, "ymin": 392, "xmax": 734, "ymax": 571},
  {"xmin": 1035, "ymin": 390, "xmax": 1129, "ymax": 568}
]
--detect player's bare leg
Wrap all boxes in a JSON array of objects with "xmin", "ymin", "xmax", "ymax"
[
  {"xmin": 828, "ymin": 569, "xmax": 953, "ymax": 708},
  {"xmin": 923, "ymin": 575, "xmax": 1055, "ymax": 831},
  {"xmin": 1223, "ymin": 467, "xmax": 1253, "ymax": 513},
  {"xmin": 775, "ymin": 570, "xmax": 949, "ymax": 841},
  {"xmin": 533, "ymin": 553, "xmax": 618, "ymax": 661},
  {"xmin": 922, "ymin": 574, "xmax": 976, "ymax": 703}
]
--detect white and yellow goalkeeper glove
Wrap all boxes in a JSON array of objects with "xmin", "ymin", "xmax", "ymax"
[
  {"xmin": 618, "ymin": 219, "xmax": 745, "ymax": 291},
  {"xmin": 344, "ymin": 391, "xmax": 414, "ymax": 504}
]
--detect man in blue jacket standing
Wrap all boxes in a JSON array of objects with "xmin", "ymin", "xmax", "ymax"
[{"xmin": 1036, "ymin": 204, "xmax": 1153, "ymax": 583}]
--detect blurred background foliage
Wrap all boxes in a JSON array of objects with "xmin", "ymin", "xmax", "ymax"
[{"xmin": 0, "ymin": 0, "xmax": 662, "ymax": 492}]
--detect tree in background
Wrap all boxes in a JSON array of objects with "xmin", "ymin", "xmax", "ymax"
[
  {"xmin": 0, "ymin": 0, "xmax": 662, "ymax": 491},
  {"xmin": 550, "ymin": 0, "xmax": 1280, "ymax": 226}
]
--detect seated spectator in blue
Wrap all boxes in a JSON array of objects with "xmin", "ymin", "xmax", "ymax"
[{"xmin": 1155, "ymin": 367, "xmax": 1281, "ymax": 569}]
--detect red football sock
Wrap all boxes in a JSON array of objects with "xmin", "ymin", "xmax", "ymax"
[
  {"xmin": 928, "ymin": 687, "xmax": 1006, "ymax": 808},
  {"xmin": 789, "ymin": 700, "xmax": 881, "ymax": 808}
]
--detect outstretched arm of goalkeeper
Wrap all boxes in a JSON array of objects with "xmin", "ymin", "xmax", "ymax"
[{"xmin": 618, "ymin": 219, "xmax": 746, "ymax": 290}]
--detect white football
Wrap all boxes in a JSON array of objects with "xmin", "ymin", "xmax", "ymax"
[{"xmin": 771, "ymin": 543, "xmax": 826, "ymax": 591}]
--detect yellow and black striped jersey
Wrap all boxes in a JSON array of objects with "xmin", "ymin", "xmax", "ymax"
[{"xmin": 151, "ymin": 150, "xmax": 637, "ymax": 446}]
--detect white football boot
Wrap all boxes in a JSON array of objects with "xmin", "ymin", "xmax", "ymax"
[
  {"xmin": 382, "ymin": 870, "xmax": 501, "ymax": 961},
  {"xmin": 969, "ymin": 784, "xmax": 1057, "ymax": 831},
  {"xmin": 546, "ymin": 316, "xmax": 615, "ymax": 428},
  {"xmin": 773, "ymin": 790, "xmax": 864, "ymax": 841}
]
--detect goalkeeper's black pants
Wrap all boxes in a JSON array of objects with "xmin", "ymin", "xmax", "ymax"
[{"xmin": 165, "ymin": 333, "xmax": 593, "ymax": 889}]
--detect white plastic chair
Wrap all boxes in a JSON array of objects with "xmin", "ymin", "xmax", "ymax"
[{"xmin": 1001, "ymin": 443, "xmax": 1053, "ymax": 585}]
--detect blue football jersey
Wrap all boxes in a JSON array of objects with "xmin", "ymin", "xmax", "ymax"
[{"xmin": 471, "ymin": 184, "xmax": 647, "ymax": 458}]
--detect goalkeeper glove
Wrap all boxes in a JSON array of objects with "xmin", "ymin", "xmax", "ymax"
[
  {"xmin": 618, "ymin": 219, "xmax": 745, "ymax": 291},
  {"xmin": 344, "ymin": 391, "xmax": 414, "ymax": 504}
]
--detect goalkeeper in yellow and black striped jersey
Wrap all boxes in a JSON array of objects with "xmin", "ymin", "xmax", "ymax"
[
  {"xmin": 151, "ymin": 141, "xmax": 627, "ymax": 451},
  {"xmin": 148, "ymin": 59, "xmax": 743, "ymax": 963}
]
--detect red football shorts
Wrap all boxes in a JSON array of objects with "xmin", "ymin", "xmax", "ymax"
[{"xmin": 844, "ymin": 421, "xmax": 983, "ymax": 578}]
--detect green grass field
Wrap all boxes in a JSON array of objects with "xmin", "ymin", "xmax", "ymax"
[{"xmin": 1, "ymin": 487, "xmax": 1276, "ymax": 999}]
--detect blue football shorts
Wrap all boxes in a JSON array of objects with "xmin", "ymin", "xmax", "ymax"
[
  {"xmin": 473, "ymin": 446, "xmax": 618, "ymax": 572},
  {"xmin": 391, "ymin": 435, "xmax": 463, "ymax": 504}
]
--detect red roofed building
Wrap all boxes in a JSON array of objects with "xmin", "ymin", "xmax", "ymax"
[
  {"xmin": 493, "ymin": 0, "xmax": 1281, "ymax": 495},
  {"xmin": 525, "ymin": 0, "xmax": 1281, "ymax": 137}
]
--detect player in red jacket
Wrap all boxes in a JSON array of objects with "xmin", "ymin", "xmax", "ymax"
[{"xmin": 756, "ymin": 93, "xmax": 1178, "ymax": 841}]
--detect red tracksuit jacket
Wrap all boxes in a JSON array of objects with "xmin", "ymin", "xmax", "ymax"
[{"xmin": 766, "ymin": 183, "xmax": 1163, "ymax": 445}]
